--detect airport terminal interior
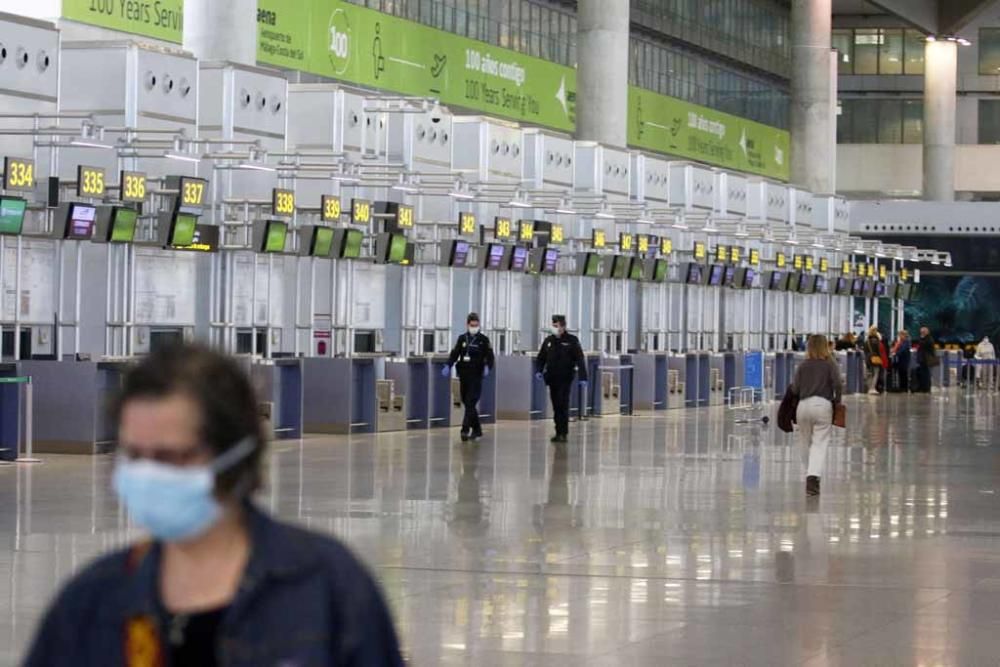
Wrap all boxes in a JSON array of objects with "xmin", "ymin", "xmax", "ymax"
[{"xmin": 1, "ymin": 0, "xmax": 1000, "ymax": 664}]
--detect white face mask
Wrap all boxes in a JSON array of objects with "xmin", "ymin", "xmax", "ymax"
[
  {"xmin": 552, "ymin": 326, "xmax": 562, "ymax": 336},
  {"xmin": 468, "ymin": 326, "xmax": 480, "ymax": 335}
]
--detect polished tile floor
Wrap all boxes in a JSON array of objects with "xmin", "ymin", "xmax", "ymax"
[{"xmin": 3, "ymin": 390, "xmax": 1000, "ymax": 665}]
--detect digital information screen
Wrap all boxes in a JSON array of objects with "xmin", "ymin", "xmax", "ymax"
[
  {"xmin": 0, "ymin": 197, "xmax": 27, "ymax": 235},
  {"xmin": 450, "ymin": 240, "xmax": 471, "ymax": 267},
  {"xmin": 686, "ymin": 263, "xmax": 704, "ymax": 285},
  {"xmin": 264, "ymin": 221, "xmax": 288, "ymax": 253},
  {"xmin": 708, "ymin": 264, "xmax": 725, "ymax": 286},
  {"xmin": 543, "ymin": 248, "xmax": 559, "ymax": 273},
  {"xmin": 342, "ymin": 229, "xmax": 364, "ymax": 259},
  {"xmin": 110, "ymin": 207, "xmax": 138, "ymax": 243},
  {"xmin": 66, "ymin": 204, "xmax": 97, "ymax": 239},
  {"xmin": 171, "ymin": 213, "xmax": 198, "ymax": 247},
  {"xmin": 388, "ymin": 234, "xmax": 408, "ymax": 263},
  {"xmin": 486, "ymin": 244, "xmax": 506, "ymax": 269},
  {"xmin": 510, "ymin": 246, "xmax": 529, "ymax": 271},
  {"xmin": 582, "ymin": 253, "xmax": 602, "ymax": 278},
  {"xmin": 311, "ymin": 227, "xmax": 334, "ymax": 257}
]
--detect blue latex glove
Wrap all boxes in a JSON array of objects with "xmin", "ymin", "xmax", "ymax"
[
  {"xmin": 440, "ymin": 366, "xmax": 451, "ymax": 378},
  {"xmin": 535, "ymin": 371, "xmax": 544, "ymax": 381},
  {"xmin": 483, "ymin": 367, "xmax": 490, "ymax": 378}
]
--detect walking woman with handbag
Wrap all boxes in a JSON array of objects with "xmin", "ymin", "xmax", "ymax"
[
  {"xmin": 789, "ymin": 335, "xmax": 845, "ymax": 496},
  {"xmin": 864, "ymin": 326, "xmax": 884, "ymax": 395}
]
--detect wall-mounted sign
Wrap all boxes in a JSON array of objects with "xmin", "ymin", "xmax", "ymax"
[
  {"xmin": 749, "ymin": 249, "xmax": 760, "ymax": 266},
  {"xmin": 820, "ymin": 258, "xmax": 829, "ymax": 273},
  {"xmin": 63, "ymin": 0, "xmax": 183, "ymax": 44},
  {"xmin": 351, "ymin": 198, "xmax": 372, "ymax": 225},
  {"xmin": 3, "ymin": 157, "xmax": 34, "ymax": 192},
  {"xmin": 694, "ymin": 241, "xmax": 706, "ymax": 260},
  {"xmin": 518, "ymin": 220, "xmax": 534, "ymax": 242},
  {"xmin": 550, "ymin": 223, "xmax": 565, "ymax": 245},
  {"xmin": 620, "ymin": 233, "xmax": 634, "ymax": 252},
  {"xmin": 179, "ymin": 177, "xmax": 207, "ymax": 208},
  {"xmin": 395, "ymin": 204, "xmax": 414, "ymax": 229},
  {"xmin": 120, "ymin": 171, "xmax": 147, "ymax": 203},
  {"xmin": 458, "ymin": 212, "xmax": 477, "ymax": 236},
  {"xmin": 661, "ymin": 237, "xmax": 673, "ymax": 255},
  {"xmin": 805, "ymin": 256, "xmax": 814, "ymax": 272},
  {"xmin": 494, "ymin": 216, "xmax": 512, "ymax": 240},
  {"xmin": 776, "ymin": 252, "xmax": 787, "ymax": 268},
  {"xmin": 637, "ymin": 235, "xmax": 649, "ymax": 255},
  {"xmin": 592, "ymin": 229, "xmax": 606, "ymax": 249},
  {"xmin": 730, "ymin": 247, "xmax": 741, "ymax": 264},
  {"xmin": 321, "ymin": 195, "xmax": 342, "ymax": 222},
  {"xmin": 77, "ymin": 165, "xmax": 106, "ymax": 198},
  {"xmin": 272, "ymin": 188, "xmax": 295, "ymax": 216}
]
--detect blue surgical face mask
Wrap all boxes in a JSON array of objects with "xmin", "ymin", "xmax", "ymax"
[{"xmin": 113, "ymin": 438, "xmax": 256, "ymax": 542}]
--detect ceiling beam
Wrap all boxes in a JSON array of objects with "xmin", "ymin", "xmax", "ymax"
[
  {"xmin": 868, "ymin": 0, "xmax": 939, "ymax": 33},
  {"xmin": 939, "ymin": 0, "xmax": 996, "ymax": 34}
]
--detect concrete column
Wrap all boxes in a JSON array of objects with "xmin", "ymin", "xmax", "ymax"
[
  {"xmin": 183, "ymin": 0, "xmax": 257, "ymax": 65},
  {"xmin": 576, "ymin": 0, "xmax": 629, "ymax": 147},
  {"xmin": 923, "ymin": 40, "xmax": 958, "ymax": 201},
  {"xmin": 790, "ymin": 0, "xmax": 834, "ymax": 195}
]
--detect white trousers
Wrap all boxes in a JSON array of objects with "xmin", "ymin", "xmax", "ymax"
[
  {"xmin": 796, "ymin": 396, "xmax": 833, "ymax": 478},
  {"xmin": 866, "ymin": 366, "xmax": 881, "ymax": 392}
]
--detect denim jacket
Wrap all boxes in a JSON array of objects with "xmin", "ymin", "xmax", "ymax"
[{"xmin": 24, "ymin": 503, "xmax": 404, "ymax": 666}]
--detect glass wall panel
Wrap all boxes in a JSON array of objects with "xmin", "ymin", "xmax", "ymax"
[
  {"xmin": 853, "ymin": 29, "xmax": 880, "ymax": 74},
  {"xmin": 980, "ymin": 28, "xmax": 1000, "ymax": 75},
  {"xmin": 903, "ymin": 30, "xmax": 925, "ymax": 74},
  {"xmin": 878, "ymin": 29, "xmax": 903, "ymax": 75}
]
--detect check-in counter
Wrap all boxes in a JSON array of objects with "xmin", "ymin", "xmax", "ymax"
[
  {"xmin": 685, "ymin": 352, "xmax": 710, "ymax": 407},
  {"xmin": 22, "ymin": 359, "xmax": 132, "ymax": 454},
  {"xmin": 723, "ymin": 351, "xmax": 745, "ymax": 403},
  {"xmin": 594, "ymin": 355, "xmax": 634, "ymax": 416},
  {"xmin": 496, "ymin": 354, "xmax": 548, "ymax": 420},
  {"xmin": 0, "ymin": 363, "xmax": 29, "ymax": 460},
  {"xmin": 302, "ymin": 357, "xmax": 377, "ymax": 434},
  {"xmin": 633, "ymin": 352, "xmax": 668, "ymax": 413},
  {"xmin": 251, "ymin": 358, "xmax": 303, "ymax": 440},
  {"xmin": 773, "ymin": 352, "xmax": 793, "ymax": 399},
  {"xmin": 667, "ymin": 354, "xmax": 686, "ymax": 409},
  {"xmin": 708, "ymin": 354, "xmax": 726, "ymax": 406},
  {"xmin": 386, "ymin": 358, "xmax": 428, "ymax": 429}
]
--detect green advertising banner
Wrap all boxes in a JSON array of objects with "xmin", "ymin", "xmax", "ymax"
[
  {"xmin": 62, "ymin": 0, "xmax": 184, "ymax": 44},
  {"xmin": 628, "ymin": 87, "xmax": 790, "ymax": 181},
  {"xmin": 256, "ymin": 0, "xmax": 576, "ymax": 132}
]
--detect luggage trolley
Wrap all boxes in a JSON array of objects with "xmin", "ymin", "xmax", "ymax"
[{"xmin": 727, "ymin": 386, "xmax": 769, "ymax": 425}]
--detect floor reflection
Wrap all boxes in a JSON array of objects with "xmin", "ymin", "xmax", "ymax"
[{"xmin": 3, "ymin": 392, "xmax": 1000, "ymax": 664}]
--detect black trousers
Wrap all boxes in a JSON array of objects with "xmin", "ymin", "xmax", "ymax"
[
  {"xmin": 916, "ymin": 365, "xmax": 932, "ymax": 393},
  {"xmin": 895, "ymin": 364, "xmax": 909, "ymax": 392},
  {"xmin": 460, "ymin": 377, "xmax": 483, "ymax": 434},
  {"xmin": 549, "ymin": 381, "xmax": 572, "ymax": 436}
]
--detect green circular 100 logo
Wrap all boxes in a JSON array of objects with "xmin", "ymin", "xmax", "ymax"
[{"xmin": 328, "ymin": 9, "xmax": 351, "ymax": 75}]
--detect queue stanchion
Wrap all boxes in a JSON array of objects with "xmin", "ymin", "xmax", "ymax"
[{"xmin": 8, "ymin": 376, "xmax": 40, "ymax": 464}]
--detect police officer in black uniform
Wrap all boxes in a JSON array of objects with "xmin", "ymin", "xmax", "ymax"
[
  {"xmin": 535, "ymin": 314, "xmax": 588, "ymax": 443},
  {"xmin": 443, "ymin": 313, "xmax": 495, "ymax": 441}
]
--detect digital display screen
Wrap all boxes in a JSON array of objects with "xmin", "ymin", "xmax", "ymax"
[
  {"xmin": 342, "ymin": 229, "xmax": 363, "ymax": 259},
  {"xmin": 873, "ymin": 281, "xmax": 886, "ymax": 298},
  {"xmin": 110, "ymin": 207, "xmax": 138, "ymax": 243},
  {"xmin": 3, "ymin": 157, "xmax": 33, "ymax": 191},
  {"xmin": 708, "ymin": 264, "xmax": 725, "ymax": 286},
  {"xmin": 66, "ymin": 203, "xmax": 97, "ymax": 239},
  {"xmin": 449, "ymin": 240, "xmax": 471, "ymax": 267},
  {"xmin": 170, "ymin": 213, "xmax": 197, "ymax": 247},
  {"xmin": 388, "ymin": 234, "xmax": 408, "ymax": 263},
  {"xmin": 896, "ymin": 283, "xmax": 912, "ymax": 300},
  {"xmin": 487, "ymin": 244, "xmax": 507, "ymax": 270},
  {"xmin": 798, "ymin": 274, "xmax": 817, "ymax": 294},
  {"xmin": 744, "ymin": 268, "xmax": 757, "ymax": 287},
  {"xmin": 0, "ymin": 197, "xmax": 27, "ymax": 235},
  {"xmin": 851, "ymin": 279, "xmax": 863, "ymax": 296},
  {"xmin": 723, "ymin": 265, "xmax": 736, "ymax": 286},
  {"xmin": 543, "ymin": 248, "xmax": 559, "ymax": 273},
  {"xmin": 629, "ymin": 258, "xmax": 644, "ymax": 281},
  {"xmin": 612, "ymin": 255, "xmax": 630, "ymax": 280},
  {"xmin": 836, "ymin": 278, "xmax": 850, "ymax": 295},
  {"xmin": 769, "ymin": 271, "xmax": 787, "ymax": 291},
  {"xmin": 686, "ymin": 263, "xmax": 704, "ymax": 285},
  {"xmin": 311, "ymin": 227, "xmax": 335, "ymax": 257},
  {"xmin": 582, "ymin": 253, "xmax": 602, "ymax": 278},
  {"xmin": 121, "ymin": 171, "xmax": 147, "ymax": 202},
  {"xmin": 263, "ymin": 221, "xmax": 288, "ymax": 253},
  {"xmin": 509, "ymin": 246, "xmax": 529, "ymax": 271},
  {"xmin": 816, "ymin": 276, "xmax": 829, "ymax": 294},
  {"xmin": 653, "ymin": 259, "xmax": 668, "ymax": 283}
]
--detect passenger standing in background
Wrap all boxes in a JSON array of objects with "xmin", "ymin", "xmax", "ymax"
[
  {"xmin": 863, "ymin": 326, "xmax": 884, "ymax": 395},
  {"xmin": 536, "ymin": 315, "xmax": 588, "ymax": 443},
  {"xmin": 25, "ymin": 345, "xmax": 402, "ymax": 667},
  {"xmin": 789, "ymin": 334, "xmax": 844, "ymax": 497},
  {"xmin": 891, "ymin": 330, "xmax": 911, "ymax": 393},
  {"xmin": 916, "ymin": 326, "xmax": 937, "ymax": 393},
  {"xmin": 444, "ymin": 312, "xmax": 495, "ymax": 442},
  {"xmin": 976, "ymin": 335, "xmax": 996, "ymax": 390}
]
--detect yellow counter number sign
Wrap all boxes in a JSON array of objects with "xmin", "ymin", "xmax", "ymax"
[
  {"xmin": 351, "ymin": 198, "xmax": 372, "ymax": 225},
  {"xmin": 620, "ymin": 233, "xmax": 634, "ymax": 252},
  {"xmin": 694, "ymin": 242, "xmax": 706, "ymax": 260},
  {"xmin": 661, "ymin": 237, "xmax": 673, "ymax": 255},
  {"xmin": 749, "ymin": 249, "xmax": 760, "ymax": 266},
  {"xmin": 180, "ymin": 177, "xmax": 207, "ymax": 207},
  {"xmin": 551, "ymin": 223, "xmax": 564, "ymax": 244},
  {"xmin": 121, "ymin": 171, "xmax": 147, "ymax": 202},
  {"xmin": 77, "ymin": 166, "xmax": 106, "ymax": 198},
  {"xmin": 3, "ymin": 157, "xmax": 34, "ymax": 191},
  {"xmin": 637, "ymin": 235, "xmax": 649, "ymax": 254},
  {"xmin": 494, "ymin": 217, "xmax": 512, "ymax": 240},
  {"xmin": 396, "ymin": 204, "xmax": 414, "ymax": 229},
  {"xmin": 593, "ymin": 229, "xmax": 606, "ymax": 249},
  {"xmin": 518, "ymin": 220, "xmax": 534, "ymax": 242},
  {"xmin": 459, "ymin": 212, "xmax": 476, "ymax": 235},
  {"xmin": 273, "ymin": 188, "xmax": 295, "ymax": 216},
  {"xmin": 321, "ymin": 196, "xmax": 342, "ymax": 222},
  {"xmin": 820, "ymin": 258, "xmax": 829, "ymax": 273}
]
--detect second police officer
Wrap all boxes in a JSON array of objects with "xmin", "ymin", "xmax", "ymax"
[
  {"xmin": 443, "ymin": 313, "xmax": 495, "ymax": 441},
  {"xmin": 536, "ymin": 314, "xmax": 588, "ymax": 443}
]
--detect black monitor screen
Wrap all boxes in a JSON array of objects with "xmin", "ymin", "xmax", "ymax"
[
  {"xmin": 653, "ymin": 259, "xmax": 669, "ymax": 283},
  {"xmin": 851, "ymin": 279, "xmax": 864, "ymax": 296},
  {"xmin": 612, "ymin": 255, "xmax": 630, "ymax": 279},
  {"xmin": 509, "ymin": 246, "xmax": 529, "ymax": 271},
  {"xmin": 582, "ymin": 253, "xmax": 602, "ymax": 277},
  {"xmin": 874, "ymin": 282, "xmax": 886, "ymax": 298},
  {"xmin": 724, "ymin": 265, "xmax": 736, "ymax": 286},
  {"xmin": 486, "ymin": 244, "xmax": 506, "ymax": 270},
  {"xmin": 543, "ymin": 248, "xmax": 559, "ymax": 273},
  {"xmin": 685, "ymin": 263, "xmax": 704, "ymax": 285},
  {"xmin": 836, "ymin": 277, "xmax": 850, "ymax": 295},
  {"xmin": 708, "ymin": 264, "xmax": 725, "ymax": 286},
  {"xmin": 744, "ymin": 268, "xmax": 757, "ymax": 288},
  {"xmin": 629, "ymin": 258, "xmax": 644, "ymax": 281},
  {"xmin": 769, "ymin": 271, "xmax": 786, "ymax": 291},
  {"xmin": 66, "ymin": 203, "xmax": 97, "ymax": 240},
  {"xmin": 449, "ymin": 240, "xmax": 471, "ymax": 267}
]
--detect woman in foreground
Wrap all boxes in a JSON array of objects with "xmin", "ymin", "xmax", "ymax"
[
  {"xmin": 25, "ymin": 345, "xmax": 403, "ymax": 666},
  {"xmin": 790, "ymin": 334, "xmax": 844, "ymax": 496}
]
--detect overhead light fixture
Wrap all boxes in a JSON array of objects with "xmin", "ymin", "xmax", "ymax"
[
  {"xmin": 392, "ymin": 184, "xmax": 420, "ymax": 193},
  {"xmin": 163, "ymin": 150, "xmax": 202, "ymax": 163},
  {"xmin": 449, "ymin": 191, "xmax": 475, "ymax": 200},
  {"xmin": 671, "ymin": 221, "xmax": 689, "ymax": 230},
  {"xmin": 237, "ymin": 161, "xmax": 276, "ymax": 172},
  {"xmin": 554, "ymin": 207, "xmax": 576, "ymax": 215},
  {"xmin": 594, "ymin": 211, "xmax": 615, "ymax": 220},
  {"xmin": 68, "ymin": 137, "xmax": 115, "ymax": 150}
]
